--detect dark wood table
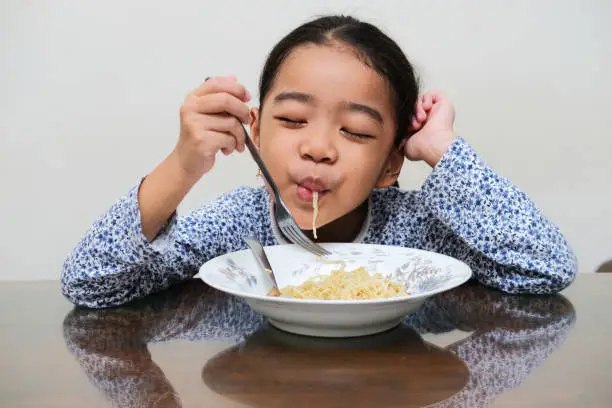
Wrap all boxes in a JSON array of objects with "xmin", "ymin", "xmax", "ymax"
[{"xmin": 1, "ymin": 274, "xmax": 610, "ymax": 407}]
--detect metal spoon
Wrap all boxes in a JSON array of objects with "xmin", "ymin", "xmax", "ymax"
[{"xmin": 244, "ymin": 238, "xmax": 281, "ymax": 297}]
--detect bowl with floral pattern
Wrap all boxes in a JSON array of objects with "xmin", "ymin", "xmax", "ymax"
[{"xmin": 198, "ymin": 243, "xmax": 472, "ymax": 337}]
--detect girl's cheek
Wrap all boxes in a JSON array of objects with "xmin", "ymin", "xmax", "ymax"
[{"xmin": 261, "ymin": 134, "xmax": 291, "ymax": 161}]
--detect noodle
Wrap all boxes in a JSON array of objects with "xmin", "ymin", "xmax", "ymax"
[
  {"xmin": 312, "ymin": 191, "xmax": 319, "ymax": 239},
  {"xmin": 279, "ymin": 266, "xmax": 408, "ymax": 300}
]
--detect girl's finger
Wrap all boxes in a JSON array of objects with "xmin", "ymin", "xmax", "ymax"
[
  {"xmin": 417, "ymin": 104, "xmax": 427, "ymax": 122},
  {"xmin": 429, "ymin": 89, "xmax": 446, "ymax": 105},
  {"xmin": 231, "ymin": 119, "xmax": 247, "ymax": 153},
  {"xmin": 206, "ymin": 130, "xmax": 237, "ymax": 156},
  {"xmin": 206, "ymin": 114, "xmax": 247, "ymax": 153},
  {"xmin": 196, "ymin": 76, "xmax": 252, "ymax": 102},
  {"xmin": 422, "ymin": 93, "xmax": 433, "ymax": 111},
  {"xmin": 411, "ymin": 116, "xmax": 421, "ymax": 130},
  {"xmin": 195, "ymin": 93, "xmax": 251, "ymax": 124}
]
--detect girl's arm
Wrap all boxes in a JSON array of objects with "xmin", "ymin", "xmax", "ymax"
[
  {"xmin": 403, "ymin": 91, "xmax": 576, "ymax": 294},
  {"xmin": 61, "ymin": 181, "xmax": 262, "ymax": 308},
  {"xmin": 61, "ymin": 77, "xmax": 254, "ymax": 308},
  {"xmin": 420, "ymin": 136, "xmax": 577, "ymax": 293}
]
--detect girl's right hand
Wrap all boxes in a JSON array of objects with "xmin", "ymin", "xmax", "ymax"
[{"xmin": 174, "ymin": 75, "xmax": 252, "ymax": 178}]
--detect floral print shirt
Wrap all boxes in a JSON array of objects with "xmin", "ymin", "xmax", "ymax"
[{"xmin": 61, "ymin": 137, "xmax": 577, "ymax": 308}]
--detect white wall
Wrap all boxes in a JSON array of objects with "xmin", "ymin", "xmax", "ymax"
[{"xmin": 1, "ymin": 0, "xmax": 610, "ymax": 280}]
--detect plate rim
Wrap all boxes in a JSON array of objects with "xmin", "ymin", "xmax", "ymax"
[{"xmin": 198, "ymin": 243, "xmax": 473, "ymax": 305}]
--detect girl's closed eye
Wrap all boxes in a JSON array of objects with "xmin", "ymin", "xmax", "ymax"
[
  {"xmin": 341, "ymin": 128, "xmax": 375, "ymax": 140},
  {"xmin": 340, "ymin": 114, "xmax": 380, "ymax": 141},
  {"xmin": 274, "ymin": 116, "xmax": 307, "ymax": 130},
  {"xmin": 275, "ymin": 115, "xmax": 376, "ymax": 139}
]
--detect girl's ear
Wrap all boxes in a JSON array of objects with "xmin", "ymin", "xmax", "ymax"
[
  {"xmin": 376, "ymin": 147, "xmax": 404, "ymax": 188},
  {"xmin": 250, "ymin": 107, "xmax": 261, "ymax": 147}
]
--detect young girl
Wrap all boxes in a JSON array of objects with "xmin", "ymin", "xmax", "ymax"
[{"xmin": 62, "ymin": 15, "xmax": 577, "ymax": 308}]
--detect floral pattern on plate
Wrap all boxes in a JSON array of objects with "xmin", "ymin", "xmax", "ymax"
[{"xmin": 219, "ymin": 258, "xmax": 258, "ymax": 289}]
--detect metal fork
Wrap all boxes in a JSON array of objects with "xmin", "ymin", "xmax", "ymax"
[{"xmin": 241, "ymin": 124, "xmax": 331, "ymax": 256}]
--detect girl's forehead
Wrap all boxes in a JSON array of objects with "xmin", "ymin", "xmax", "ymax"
[{"xmin": 267, "ymin": 44, "xmax": 394, "ymax": 112}]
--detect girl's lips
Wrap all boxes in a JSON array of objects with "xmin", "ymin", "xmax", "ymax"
[
  {"xmin": 295, "ymin": 177, "xmax": 330, "ymax": 202},
  {"xmin": 299, "ymin": 178, "xmax": 327, "ymax": 191},
  {"xmin": 296, "ymin": 185, "xmax": 328, "ymax": 202}
]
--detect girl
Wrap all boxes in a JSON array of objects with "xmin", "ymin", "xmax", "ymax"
[{"xmin": 62, "ymin": 15, "xmax": 577, "ymax": 308}]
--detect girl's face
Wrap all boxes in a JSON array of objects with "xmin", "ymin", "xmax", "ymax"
[{"xmin": 251, "ymin": 44, "xmax": 403, "ymax": 232}]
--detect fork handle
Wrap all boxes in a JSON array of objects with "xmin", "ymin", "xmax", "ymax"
[{"xmin": 242, "ymin": 124, "xmax": 282, "ymax": 200}]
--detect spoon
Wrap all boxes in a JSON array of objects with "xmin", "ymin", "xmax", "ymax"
[{"xmin": 244, "ymin": 238, "xmax": 281, "ymax": 297}]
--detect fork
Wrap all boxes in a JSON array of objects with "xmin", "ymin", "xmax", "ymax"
[{"xmin": 241, "ymin": 124, "xmax": 331, "ymax": 256}]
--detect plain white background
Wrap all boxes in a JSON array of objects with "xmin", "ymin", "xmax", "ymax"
[{"xmin": 1, "ymin": 0, "xmax": 610, "ymax": 280}]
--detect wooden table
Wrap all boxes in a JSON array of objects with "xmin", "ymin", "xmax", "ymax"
[{"xmin": 1, "ymin": 274, "xmax": 610, "ymax": 407}]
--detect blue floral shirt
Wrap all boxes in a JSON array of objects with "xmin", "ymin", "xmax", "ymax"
[{"xmin": 61, "ymin": 137, "xmax": 578, "ymax": 308}]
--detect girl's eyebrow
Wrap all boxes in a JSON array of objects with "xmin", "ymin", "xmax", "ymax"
[
  {"xmin": 274, "ymin": 91, "xmax": 314, "ymax": 104},
  {"xmin": 341, "ymin": 102, "xmax": 383, "ymax": 124},
  {"xmin": 273, "ymin": 91, "xmax": 384, "ymax": 124}
]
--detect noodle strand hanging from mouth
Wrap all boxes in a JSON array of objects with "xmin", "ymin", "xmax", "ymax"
[{"xmin": 312, "ymin": 191, "xmax": 319, "ymax": 239}]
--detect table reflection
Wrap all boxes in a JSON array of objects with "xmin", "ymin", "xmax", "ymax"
[
  {"xmin": 63, "ymin": 280, "xmax": 575, "ymax": 408},
  {"xmin": 203, "ymin": 324, "xmax": 468, "ymax": 407}
]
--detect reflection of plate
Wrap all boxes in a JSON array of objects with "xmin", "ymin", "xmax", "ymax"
[
  {"xmin": 202, "ymin": 324, "xmax": 469, "ymax": 408},
  {"xmin": 199, "ymin": 243, "xmax": 472, "ymax": 337}
]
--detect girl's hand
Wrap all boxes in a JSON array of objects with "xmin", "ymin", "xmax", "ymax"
[
  {"xmin": 403, "ymin": 90, "xmax": 458, "ymax": 167},
  {"xmin": 174, "ymin": 75, "xmax": 252, "ymax": 178}
]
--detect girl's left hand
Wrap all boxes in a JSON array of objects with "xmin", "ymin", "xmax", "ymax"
[{"xmin": 403, "ymin": 90, "xmax": 458, "ymax": 167}]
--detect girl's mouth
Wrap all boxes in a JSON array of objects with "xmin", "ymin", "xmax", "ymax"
[
  {"xmin": 296, "ymin": 178, "xmax": 329, "ymax": 202},
  {"xmin": 296, "ymin": 186, "xmax": 329, "ymax": 202}
]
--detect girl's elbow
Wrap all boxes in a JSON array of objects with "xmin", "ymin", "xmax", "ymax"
[
  {"xmin": 60, "ymin": 263, "xmax": 129, "ymax": 309},
  {"xmin": 520, "ymin": 255, "xmax": 577, "ymax": 295},
  {"xmin": 60, "ymin": 273, "xmax": 106, "ymax": 309},
  {"xmin": 61, "ymin": 279, "xmax": 129, "ymax": 309},
  {"xmin": 551, "ymin": 251, "xmax": 578, "ymax": 293},
  {"xmin": 520, "ymin": 244, "xmax": 578, "ymax": 294}
]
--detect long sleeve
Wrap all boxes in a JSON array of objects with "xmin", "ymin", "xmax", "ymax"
[
  {"xmin": 418, "ymin": 136, "xmax": 577, "ymax": 294},
  {"xmin": 61, "ymin": 182, "xmax": 273, "ymax": 308}
]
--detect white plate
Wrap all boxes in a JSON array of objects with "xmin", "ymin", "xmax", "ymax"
[{"xmin": 198, "ymin": 243, "xmax": 472, "ymax": 337}]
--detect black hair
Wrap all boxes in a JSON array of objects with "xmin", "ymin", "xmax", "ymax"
[{"xmin": 258, "ymin": 15, "xmax": 420, "ymax": 146}]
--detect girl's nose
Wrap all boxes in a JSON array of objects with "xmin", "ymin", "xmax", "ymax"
[{"xmin": 299, "ymin": 131, "xmax": 338, "ymax": 164}]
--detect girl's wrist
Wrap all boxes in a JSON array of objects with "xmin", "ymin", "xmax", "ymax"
[
  {"xmin": 422, "ymin": 131, "xmax": 457, "ymax": 167},
  {"xmin": 168, "ymin": 148, "xmax": 206, "ymax": 188}
]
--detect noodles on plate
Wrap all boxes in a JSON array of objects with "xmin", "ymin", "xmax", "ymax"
[{"xmin": 279, "ymin": 266, "xmax": 408, "ymax": 300}]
